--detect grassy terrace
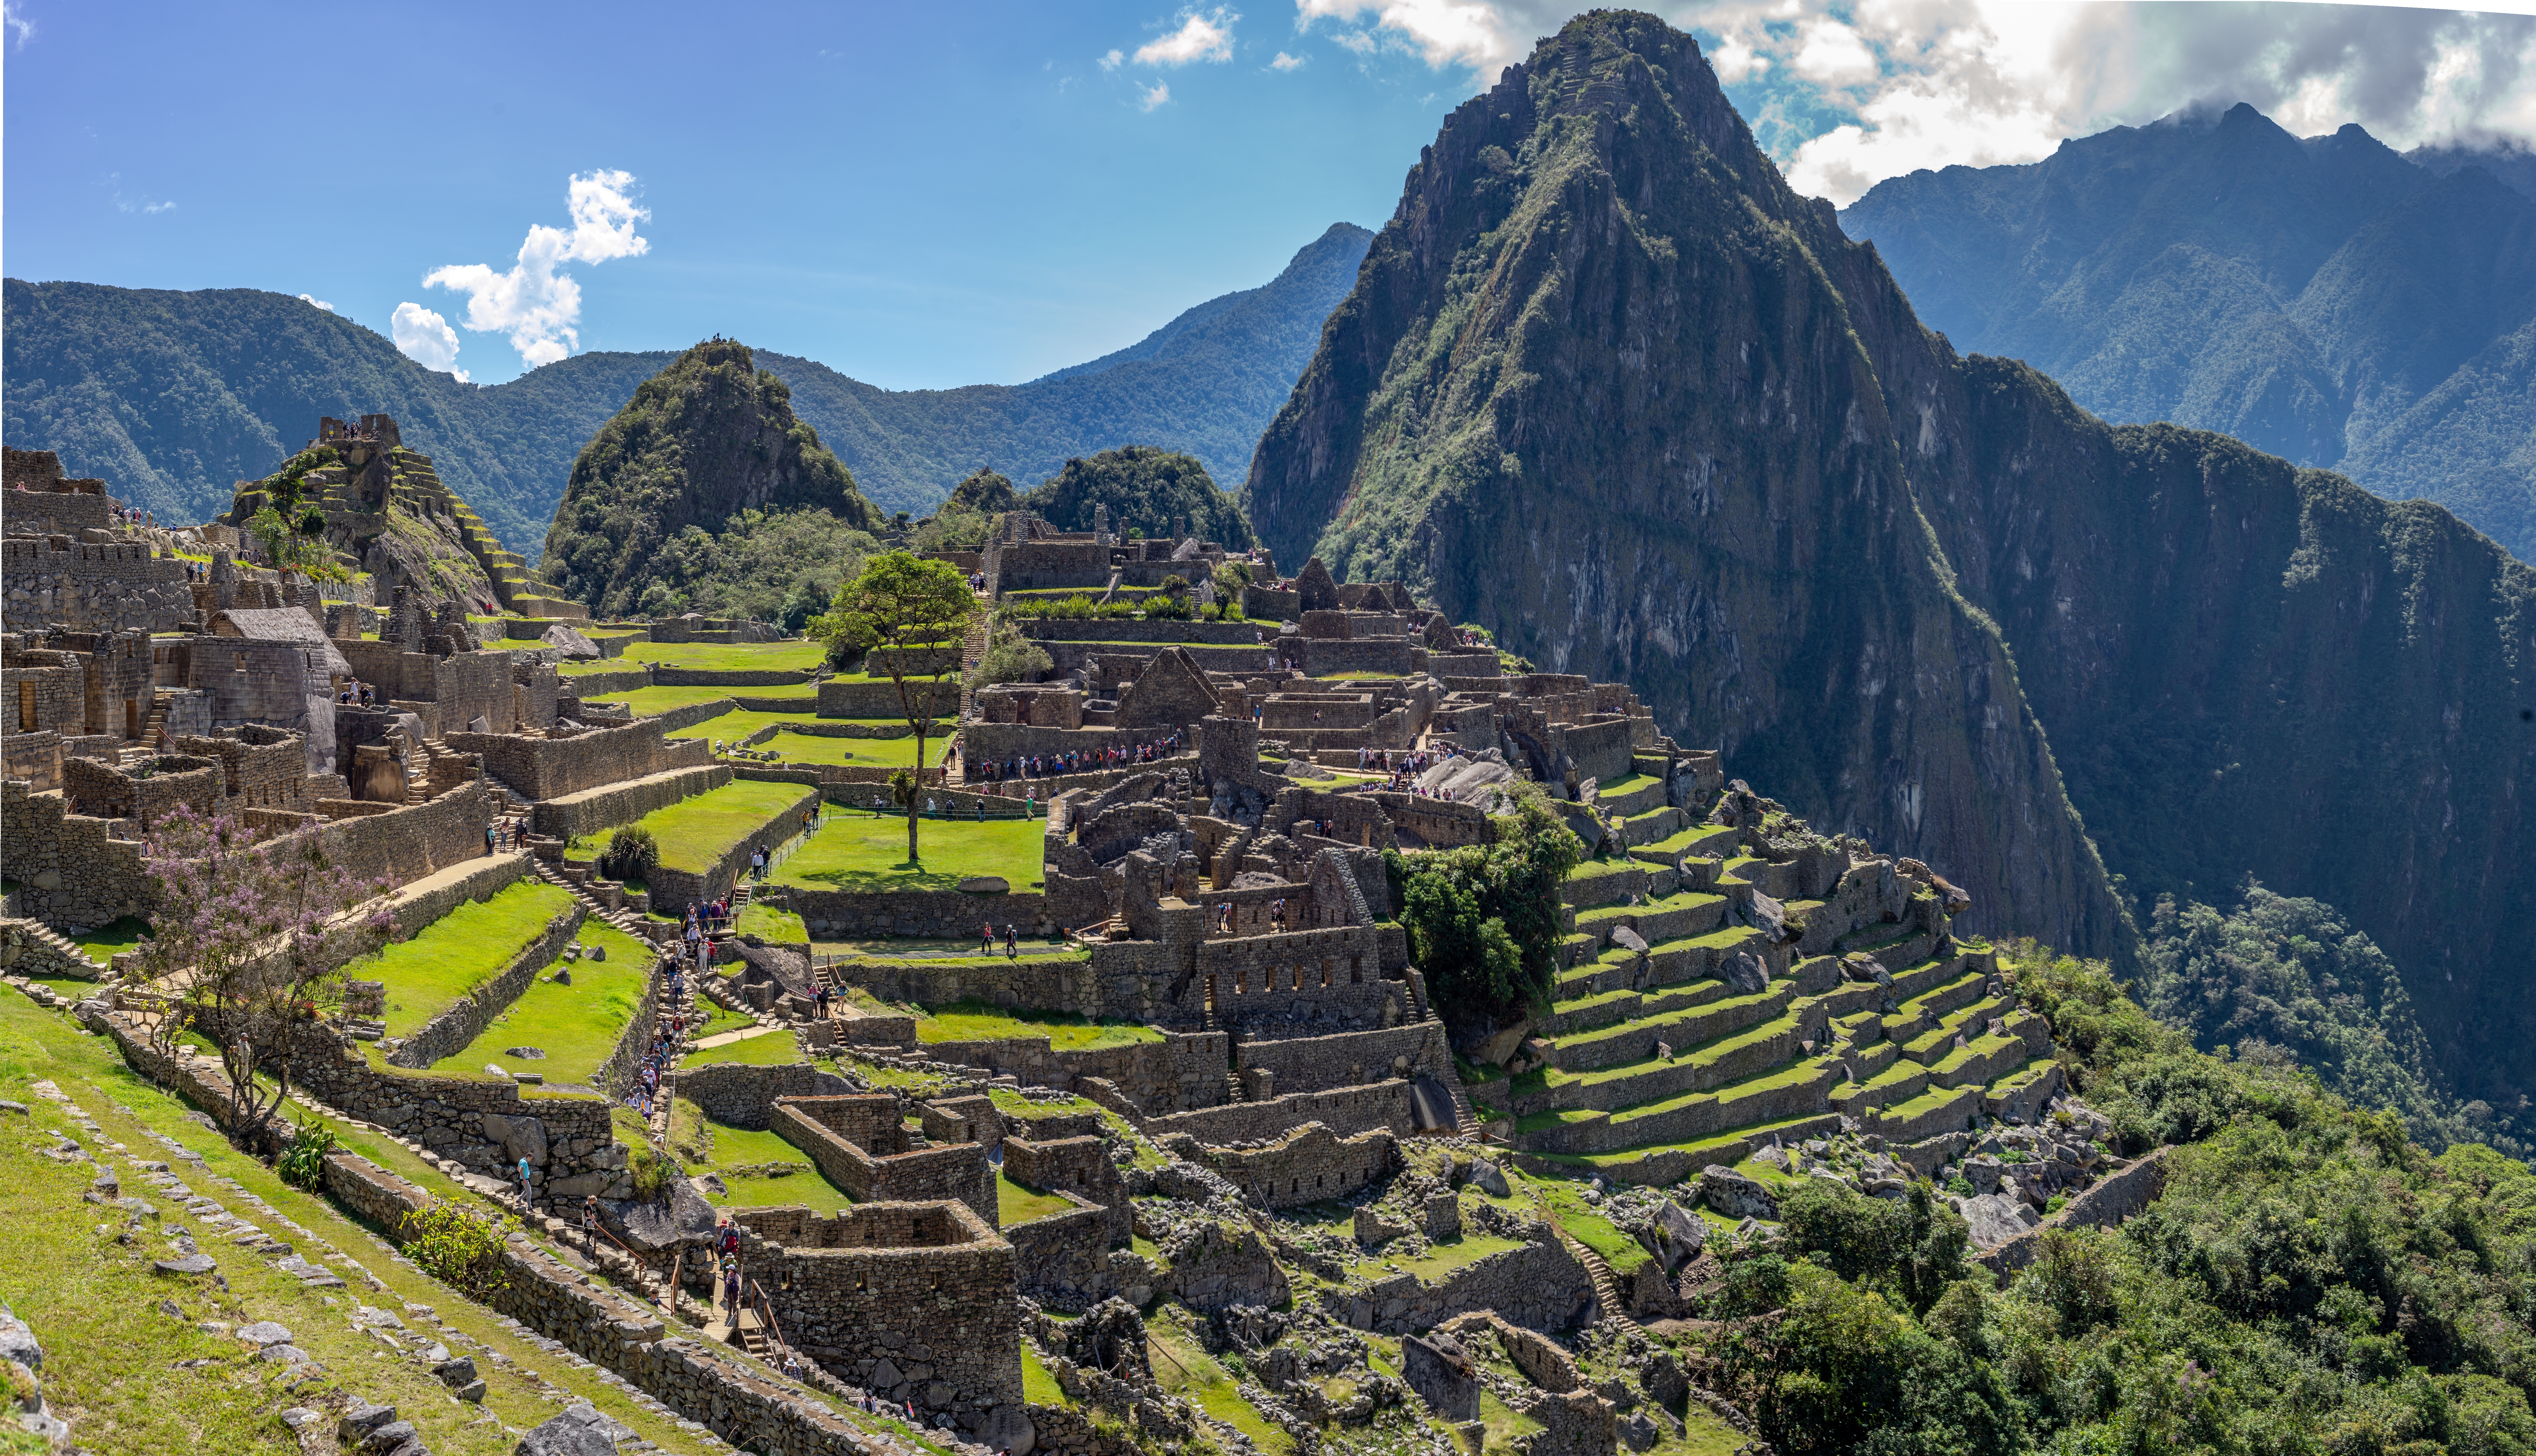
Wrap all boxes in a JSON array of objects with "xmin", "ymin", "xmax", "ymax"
[
  {"xmin": 602, "ymin": 639, "xmax": 829, "ymax": 673},
  {"xmin": 911, "ymin": 1000, "xmax": 1162, "ymax": 1051},
  {"xmin": 66, "ymin": 916, "xmax": 148, "ymax": 969},
  {"xmin": 679, "ymin": 1026, "xmax": 806, "ymax": 1069},
  {"xmin": 735, "ymin": 902, "xmax": 808, "ymax": 942},
  {"xmin": 594, "ymin": 779, "xmax": 811, "ymax": 878},
  {"xmin": 669, "ymin": 1098, "xmax": 855, "ymax": 1212},
  {"xmin": 998, "ymin": 1172, "xmax": 1079, "ymax": 1223},
  {"xmin": 356, "ymin": 879, "xmax": 576, "ymax": 1038},
  {"xmin": 434, "ymin": 920, "xmax": 652, "ymax": 1086},
  {"xmin": 771, "ymin": 811, "xmax": 1044, "ymax": 892}
]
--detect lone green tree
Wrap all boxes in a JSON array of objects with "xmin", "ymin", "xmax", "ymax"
[{"xmin": 812, "ymin": 551, "xmax": 981, "ymax": 863}]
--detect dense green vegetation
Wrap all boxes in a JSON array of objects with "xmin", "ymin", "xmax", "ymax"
[
  {"xmin": 2145, "ymin": 884, "xmax": 2530, "ymax": 1160},
  {"xmin": 1710, "ymin": 942, "xmax": 2536, "ymax": 1455},
  {"xmin": 537, "ymin": 339, "xmax": 884, "ymax": 617},
  {"xmin": 1017, "ymin": 443, "xmax": 1256, "ymax": 547},
  {"xmin": 3, "ymin": 223, "xmax": 1368, "ymax": 550},
  {"xmin": 1843, "ymin": 103, "xmax": 2536, "ymax": 563},
  {"xmin": 1384, "ymin": 787, "xmax": 1581, "ymax": 1021},
  {"xmin": 631, "ymin": 505, "xmax": 881, "ymax": 626}
]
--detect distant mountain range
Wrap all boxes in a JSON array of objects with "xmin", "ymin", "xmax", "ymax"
[
  {"xmin": 0, "ymin": 221, "xmax": 1372, "ymax": 556},
  {"xmin": 1841, "ymin": 103, "xmax": 2536, "ymax": 562}
]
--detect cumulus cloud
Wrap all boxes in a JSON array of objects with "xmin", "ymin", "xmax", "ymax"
[
  {"xmin": 298, "ymin": 294, "xmax": 334, "ymax": 312},
  {"xmin": 422, "ymin": 168, "xmax": 649, "ymax": 369},
  {"xmin": 4, "ymin": 1, "xmax": 32, "ymax": 49},
  {"xmin": 1272, "ymin": 49, "xmax": 1306, "ymax": 70},
  {"xmin": 1138, "ymin": 8, "xmax": 1238, "ymax": 64},
  {"xmin": 1142, "ymin": 79, "xmax": 1174, "ymax": 110},
  {"xmin": 1100, "ymin": 47, "xmax": 1124, "ymax": 69},
  {"xmin": 1292, "ymin": 1, "xmax": 2536, "ymax": 204},
  {"xmin": 391, "ymin": 302, "xmax": 469, "ymax": 382}
]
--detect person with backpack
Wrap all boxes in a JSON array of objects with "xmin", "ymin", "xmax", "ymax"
[{"xmin": 516, "ymin": 1155, "xmax": 535, "ymax": 1209}]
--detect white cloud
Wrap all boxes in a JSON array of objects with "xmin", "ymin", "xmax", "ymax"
[
  {"xmin": 422, "ymin": 168, "xmax": 649, "ymax": 369},
  {"xmin": 1137, "ymin": 8, "xmax": 1238, "ymax": 64},
  {"xmin": 3, "ymin": 1, "xmax": 31, "ymax": 49},
  {"xmin": 298, "ymin": 294, "xmax": 334, "ymax": 312},
  {"xmin": 1291, "ymin": 1, "xmax": 2536, "ymax": 205},
  {"xmin": 1141, "ymin": 80, "xmax": 1173, "ymax": 110},
  {"xmin": 1100, "ymin": 47, "xmax": 1124, "ymax": 69},
  {"xmin": 391, "ymin": 302, "xmax": 469, "ymax": 382},
  {"xmin": 1295, "ymin": 0, "xmax": 1525, "ymax": 72},
  {"xmin": 1272, "ymin": 49, "xmax": 1306, "ymax": 70},
  {"xmin": 141, "ymin": 199, "xmax": 176, "ymax": 214}
]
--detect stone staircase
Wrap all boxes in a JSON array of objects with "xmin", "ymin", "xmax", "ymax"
[
  {"xmin": 531, "ymin": 860, "xmax": 657, "ymax": 943},
  {"xmin": 1560, "ymin": 1227, "xmax": 1640, "ymax": 1332}
]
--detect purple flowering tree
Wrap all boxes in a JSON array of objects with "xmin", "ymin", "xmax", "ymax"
[{"xmin": 131, "ymin": 806, "xmax": 398, "ymax": 1145}]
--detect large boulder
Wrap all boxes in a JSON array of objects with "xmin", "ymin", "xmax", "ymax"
[
  {"xmin": 1699, "ymin": 1165, "xmax": 1779, "ymax": 1222},
  {"xmin": 541, "ymin": 623, "xmax": 602, "ymax": 659},
  {"xmin": 1402, "ymin": 1333, "xmax": 1481, "ymax": 1421},
  {"xmin": 516, "ymin": 1401, "xmax": 634, "ymax": 1455},
  {"xmin": 1958, "ymin": 1191, "xmax": 2040, "ymax": 1249}
]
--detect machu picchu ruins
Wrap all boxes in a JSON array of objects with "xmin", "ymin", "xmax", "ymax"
[{"xmin": 1, "ymin": 416, "xmax": 2167, "ymax": 1456}]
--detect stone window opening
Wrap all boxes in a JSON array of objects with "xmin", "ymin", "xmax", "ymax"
[
  {"xmin": 1350, "ymin": 956, "xmax": 1364, "ymax": 984},
  {"xmin": 1320, "ymin": 958, "xmax": 1333, "ymax": 988},
  {"xmin": 16, "ymin": 683, "xmax": 32, "ymax": 732}
]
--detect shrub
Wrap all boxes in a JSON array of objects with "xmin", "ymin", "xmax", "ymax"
[
  {"xmin": 278, "ymin": 1121, "xmax": 336, "ymax": 1191},
  {"xmin": 970, "ymin": 624, "xmax": 1054, "ymax": 688},
  {"xmin": 599, "ymin": 826, "xmax": 659, "ymax": 885},
  {"xmin": 627, "ymin": 1137, "xmax": 674, "ymax": 1202},
  {"xmin": 402, "ymin": 1199, "xmax": 517, "ymax": 1298}
]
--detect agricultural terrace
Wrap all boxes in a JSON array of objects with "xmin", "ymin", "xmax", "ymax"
[
  {"xmin": 433, "ymin": 920, "xmax": 654, "ymax": 1086},
  {"xmin": 593, "ymin": 780, "xmax": 815, "ymax": 880},
  {"xmin": 357, "ymin": 879, "xmax": 577, "ymax": 1038},
  {"xmin": 609, "ymin": 683, "xmax": 820, "ymax": 717},
  {"xmin": 770, "ymin": 809, "xmax": 1045, "ymax": 892},
  {"xmin": 586, "ymin": 639, "xmax": 828, "ymax": 674},
  {"xmin": 667, "ymin": 1096, "xmax": 855, "ymax": 1213}
]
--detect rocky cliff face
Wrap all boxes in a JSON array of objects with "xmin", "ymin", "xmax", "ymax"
[
  {"xmin": 1246, "ymin": 12, "xmax": 2132, "ymax": 959},
  {"xmin": 1244, "ymin": 9, "xmax": 2536, "ymax": 1089},
  {"xmin": 538, "ymin": 339, "xmax": 883, "ymax": 616}
]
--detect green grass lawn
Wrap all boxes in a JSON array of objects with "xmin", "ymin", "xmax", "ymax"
[
  {"xmin": 742, "ymin": 731, "xmax": 938, "ymax": 768},
  {"xmin": 735, "ymin": 903, "xmax": 808, "ymax": 942},
  {"xmin": 594, "ymin": 779, "xmax": 812, "ymax": 876},
  {"xmin": 67, "ymin": 915, "xmax": 149, "ymax": 969},
  {"xmin": 433, "ymin": 920, "xmax": 652, "ymax": 1086},
  {"xmin": 913, "ymin": 1001, "xmax": 1162, "ymax": 1050},
  {"xmin": 667, "ymin": 709, "xmax": 926, "ymax": 742},
  {"xmin": 1150, "ymin": 1319, "xmax": 1290, "ymax": 1455},
  {"xmin": 595, "ymin": 683, "xmax": 738, "ymax": 716},
  {"xmin": 679, "ymin": 1026, "xmax": 805, "ymax": 1069},
  {"xmin": 355, "ymin": 879, "xmax": 577, "ymax": 1038},
  {"xmin": 668, "ymin": 1098, "xmax": 855, "ymax": 1212},
  {"xmin": 614, "ymin": 639, "xmax": 828, "ymax": 673},
  {"xmin": 773, "ymin": 813, "xmax": 1044, "ymax": 892},
  {"xmin": 998, "ymin": 1172, "xmax": 1079, "ymax": 1224}
]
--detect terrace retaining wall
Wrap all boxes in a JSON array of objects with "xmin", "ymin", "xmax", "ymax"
[
  {"xmin": 530, "ymin": 764, "xmax": 732, "ymax": 842},
  {"xmin": 386, "ymin": 902, "xmax": 587, "ymax": 1070}
]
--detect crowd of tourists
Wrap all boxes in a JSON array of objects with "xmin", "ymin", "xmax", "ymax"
[{"xmin": 978, "ymin": 727, "xmax": 1188, "ymax": 783}]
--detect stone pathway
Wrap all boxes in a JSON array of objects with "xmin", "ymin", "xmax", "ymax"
[{"xmin": 688, "ymin": 1025, "xmax": 779, "ymax": 1051}]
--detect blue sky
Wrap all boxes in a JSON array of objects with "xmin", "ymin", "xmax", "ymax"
[{"xmin": 8, "ymin": 1, "xmax": 2531, "ymax": 389}]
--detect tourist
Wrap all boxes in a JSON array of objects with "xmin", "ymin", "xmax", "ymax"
[
  {"xmin": 582, "ymin": 1195, "xmax": 603, "ymax": 1255},
  {"xmin": 484, "ymin": 822, "xmax": 498, "ymax": 856},
  {"xmin": 980, "ymin": 921, "xmax": 993, "ymax": 956},
  {"xmin": 1004, "ymin": 924, "xmax": 1018, "ymax": 959},
  {"xmin": 517, "ymin": 1155, "xmax": 535, "ymax": 1208},
  {"xmin": 723, "ymin": 1257, "xmax": 742, "ymax": 1315}
]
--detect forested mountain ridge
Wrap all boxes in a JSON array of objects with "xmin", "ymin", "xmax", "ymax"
[
  {"xmin": 0, "ymin": 222, "xmax": 1371, "ymax": 555},
  {"xmin": 1245, "ymin": 13, "xmax": 2536, "ymax": 1125},
  {"xmin": 1840, "ymin": 103, "xmax": 2536, "ymax": 563}
]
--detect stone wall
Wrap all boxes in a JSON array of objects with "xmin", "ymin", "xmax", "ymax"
[
  {"xmin": 819, "ymin": 680, "xmax": 960, "ymax": 719},
  {"xmin": 0, "ymin": 779, "xmax": 147, "ymax": 926},
  {"xmin": 289, "ymin": 1035, "xmax": 626, "ymax": 1201},
  {"xmin": 1236, "ymin": 1022, "xmax": 1454, "ymax": 1097},
  {"xmin": 728, "ymin": 1202, "xmax": 1024, "ymax": 1429},
  {"xmin": 1191, "ymin": 1121, "xmax": 1396, "ymax": 1209},
  {"xmin": 448, "ymin": 718, "xmax": 710, "ymax": 801},
  {"xmin": 315, "ymin": 1149, "xmax": 943, "ymax": 1454},
  {"xmin": 896, "ymin": 1029, "xmax": 1230, "ymax": 1115},
  {"xmin": 0, "ymin": 537, "xmax": 194, "ymax": 634},
  {"xmin": 1981, "ymin": 1144, "xmax": 2175, "ymax": 1276},
  {"xmin": 784, "ymin": 886, "xmax": 1054, "ymax": 939},
  {"xmin": 386, "ymin": 904, "xmax": 586, "ymax": 1068},
  {"xmin": 676, "ymin": 1060, "xmax": 855, "ymax": 1128},
  {"xmin": 1001, "ymin": 1195, "xmax": 1118, "ymax": 1312},
  {"xmin": 377, "ymin": 851, "xmax": 532, "ymax": 936},
  {"xmin": 772, "ymin": 1095, "xmax": 998, "ymax": 1225},
  {"xmin": 1319, "ymin": 1227, "xmax": 1593, "ymax": 1336},
  {"xmin": 1148, "ymin": 1079, "xmax": 1414, "ymax": 1145},
  {"xmin": 528, "ymin": 763, "xmax": 733, "ymax": 841},
  {"xmin": 1001, "ymin": 1134, "xmax": 1131, "ymax": 1248}
]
